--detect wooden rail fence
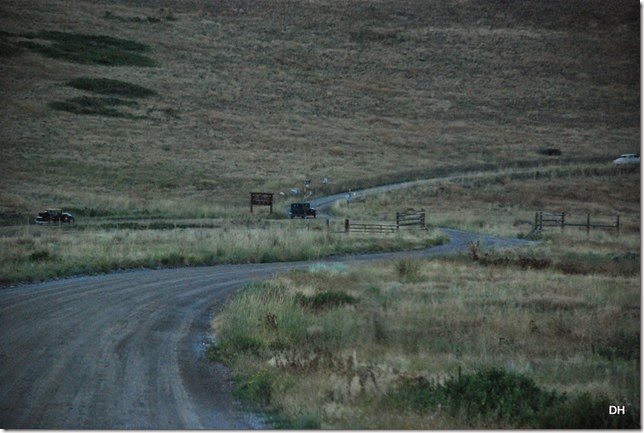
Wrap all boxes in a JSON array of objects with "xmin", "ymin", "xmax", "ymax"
[
  {"xmin": 396, "ymin": 209, "xmax": 427, "ymax": 230},
  {"xmin": 344, "ymin": 220, "xmax": 398, "ymax": 233},
  {"xmin": 344, "ymin": 209, "xmax": 427, "ymax": 234},
  {"xmin": 532, "ymin": 211, "xmax": 620, "ymax": 236}
]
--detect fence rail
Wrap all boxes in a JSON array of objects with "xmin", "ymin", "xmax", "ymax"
[
  {"xmin": 396, "ymin": 209, "xmax": 426, "ymax": 230},
  {"xmin": 533, "ymin": 211, "xmax": 619, "ymax": 236},
  {"xmin": 343, "ymin": 219, "xmax": 397, "ymax": 233}
]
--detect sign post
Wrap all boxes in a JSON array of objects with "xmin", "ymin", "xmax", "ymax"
[{"xmin": 250, "ymin": 192, "xmax": 274, "ymax": 213}]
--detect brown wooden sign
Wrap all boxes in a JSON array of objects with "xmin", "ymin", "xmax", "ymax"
[{"xmin": 250, "ymin": 192, "xmax": 274, "ymax": 213}]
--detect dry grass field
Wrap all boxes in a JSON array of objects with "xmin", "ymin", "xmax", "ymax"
[
  {"xmin": 0, "ymin": 0, "xmax": 639, "ymax": 217},
  {"xmin": 0, "ymin": 0, "xmax": 639, "ymax": 428},
  {"xmin": 214, "ymin": 256, "xmax": 639, "ymax": 428}
]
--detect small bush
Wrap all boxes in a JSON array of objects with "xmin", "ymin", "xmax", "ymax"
[
  {"xmin": 296, "ymin": 290, "xmax": 358, "ymax": 311},
  {"xmin": 395, "ymin": 257, "xmax": 423, "ymax": 282},
  {"xmin": 538, "ymin": 147, "xmax": 562, "ymax": 156},
  {"xmin": 234, "ymin": 370, "xmax": 274, "ymax": 405},
  {"xmin": 595, "ymin": 330, "xmax": 640, "ymax": 361},
  {"xmin": 67, "ymin": 77, "xmax": 156, "ymax": 97},
  {"xmin": 157, "ymin": 251, "xmax": 185, "ymax": 266},
  {"xmin": 226, "ymin": 334, "xmax": 264, "ymax": 355},
  {"xmin": 204, "ymin": 344, "xmax": 222, "ymax": 362},
  {"xmin": 273, "ymin": 413, "xmax": 321, "ymax": 429},
  {"xmin": 28, "ymin": 250, "xmax": 52, "ymax": 261},
  {"xmin": 387, "ymin": 368, "xmax": 563, "ymax": 427}
]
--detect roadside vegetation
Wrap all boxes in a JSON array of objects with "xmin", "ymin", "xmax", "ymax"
[
  {"xmin": 211, "ymin": 254, "xmax": 639, "ymax": 428},
  {"xmin": 0, "ymin": 221, "xmax": 447, "ymax": 285}
]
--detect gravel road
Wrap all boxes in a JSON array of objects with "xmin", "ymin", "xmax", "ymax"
[{"xmin": 1, "ymin": 186, "xmax": 535, "ymax": 428}]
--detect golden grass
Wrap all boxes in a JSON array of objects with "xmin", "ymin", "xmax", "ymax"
[
  {"xmin": 0, "ymin": 222, "xmax": 447, "ymax": 284},
  {"xmin": 0, "ymin": 0, "xmax": 638, "ymax": 217}
]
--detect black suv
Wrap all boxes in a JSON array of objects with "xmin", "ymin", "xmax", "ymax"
[
  {"xmin": 35, "ymin": 209, "xmax": 75, "ymax": 224},
  {"xmin": 289, "ymin": 202, "xmax": 317, "ymax": 219}
]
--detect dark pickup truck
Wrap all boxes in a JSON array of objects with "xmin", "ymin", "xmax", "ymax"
[
  {"xmin": 35, "ymin": 209, "xmax": 75, "ymax": 224},
  {"xmin": 289, "ymin": 202, "xmax": 317, "ymax": 219}
]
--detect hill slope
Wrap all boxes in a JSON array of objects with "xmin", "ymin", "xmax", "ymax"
[{"xmin": 0, "ymin": 0, "xmax": 639, "ymax": 217}]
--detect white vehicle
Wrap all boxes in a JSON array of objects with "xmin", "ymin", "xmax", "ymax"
[{"xmin": 613, "ymin": 153, "xmax": 640, "ymax": 165}]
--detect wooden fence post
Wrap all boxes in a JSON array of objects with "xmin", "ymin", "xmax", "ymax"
[
  {"xmin": 616, "ymin": 215, "xmax": 620, "ymax": 236},
  {"xmin": 586, "ymin": 213, "xmax": 590, "ymax": 235},
  {"xmin": 344, "ymin": 218, "xmax": 350, "ymax": 234},
  {"xmin": 561, "ymin": 212, "xmax": 565, "ymax": 232}
]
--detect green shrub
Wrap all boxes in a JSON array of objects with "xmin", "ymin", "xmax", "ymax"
[
  {"xmin": 225, "ymin": 334, "xmax": 264, "ymax": 356},
  {"xmin": 395, "ymin": 257, "xmax": 423, "ymax": 282},
  {"xmin": 67, "ymin": 77, "xmax": 156, "ymax": 97},
  {"xmin": 296, "ymin": 290, "xmax": 358, "ymax": 311},
  {"xmin": 204, "ymin": 344, "xmax": 222, "ymax": 362},
  {"xmin": 157, "ymin": 251, "xmax": 185, "ymax": 266},
  {"xmin": 234, "ymin": 370, "xmax": 274, "ymax": 405},
  {"xmin": 387, "ymin": 368, "xmax": 563, "ymax": 427},
  {"xmin": 273, "ymin": 413, "xmax": 321, "ymax": 429},
  {"xmin": 28, "ymin": 250, "xmax": 52, "ymax": 262},
  {"xmin": 595, "ymin": 331, "xmax": 640, "ymax": 361}
]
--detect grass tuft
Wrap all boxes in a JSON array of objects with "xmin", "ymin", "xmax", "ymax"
[{"xmin": 296, "ymin": 290, "xmax": 358, "ymax": 312}]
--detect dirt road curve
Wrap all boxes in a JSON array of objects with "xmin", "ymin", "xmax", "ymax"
[{"xmin": 0, "ymin": 228, "xmax": 532, "ymax": 429}]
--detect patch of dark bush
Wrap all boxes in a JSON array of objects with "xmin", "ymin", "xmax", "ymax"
[
  {"xmin": 554, "ymin": 253, "xmax": 640, "ymax": 277},
  {"xmin": 538, "ymin": 147, "xmax": 562, "ymax": 156},
  {"xmin": 595, "ymin": 330, "xmax": 640, "ymax": 361},
  {"xmin": 469, "ymin": 243, "xmax": 552, "ymax": 270},
  {"xmin": 48, "ymin": 96, "xmax": 139, "ymax": 118},
  {"xmin": 28, "ymin": 250, "xmax": 52, "ymax": 262},
  {"xmin": 386, "ymin": 368, "xmax": 562, "ymax": 427},
  {"xmin": 20, "ymin": 31, "xmax": 155, "ymax": 67},
  {"xmin": 67, "ymin": 77, "xmax": 156, "ymax": 97},
  {"xmin": 234, "ymin": 370, "xmax": 274, "ymax": 405},
  {"xmin": 272, "ymin": 413, "xmax": 321, "ymax": 429},
  {"xmin": 296, "ymin": 290, "xmax": 358, "ymax": 311}
]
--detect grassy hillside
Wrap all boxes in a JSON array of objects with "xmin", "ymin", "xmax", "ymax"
[{"xmin": 0, "ymin": 0, "xmax": 639, "ymax": 217}]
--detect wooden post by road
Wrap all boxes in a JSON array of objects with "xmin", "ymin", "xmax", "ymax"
[
  {"xmin": 344, "ymin": 218, "xmax": 350, "ymax": 234},
  {"xmin": 616, "ymin": 215, "xmax": 620, "ymax": 236},
  {"xmin": 586, "ymin": 213, "xmax": 590, "ymax": 235},
  {"xmin": 561, "ymin": 212, "xmax": 565, "ymax": 232}
]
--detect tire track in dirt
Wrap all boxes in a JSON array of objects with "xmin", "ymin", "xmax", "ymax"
[{"xmin": 0, "ymin": 208, "xmax": 534, "ymax": 428}]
